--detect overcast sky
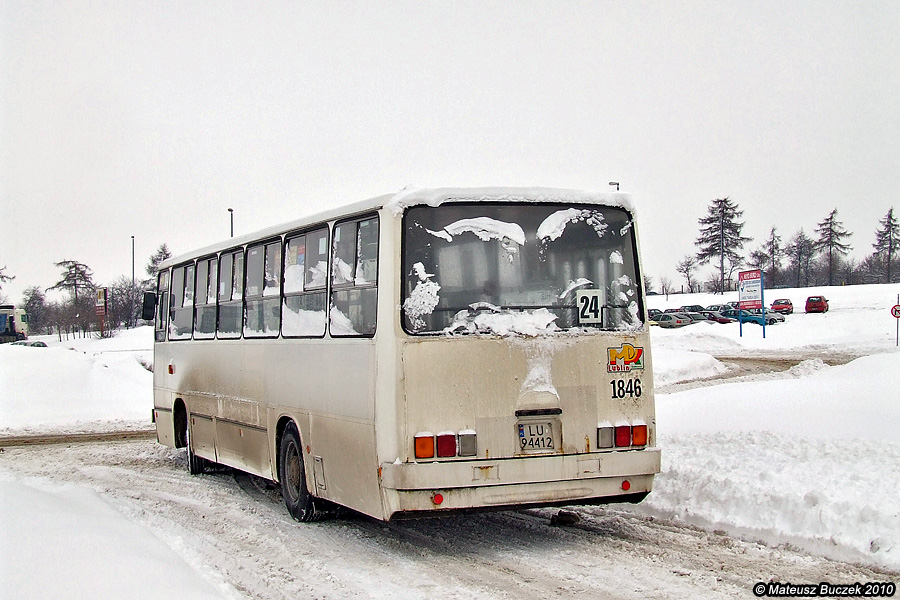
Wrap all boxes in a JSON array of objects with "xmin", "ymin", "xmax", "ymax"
[{"xmin": 2, "ymin": 1, "xmax": 898, "ymax": 304}]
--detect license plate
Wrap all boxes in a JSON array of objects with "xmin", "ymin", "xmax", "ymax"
[{"xmin": 517, "ymin": 421, "xmax": 555, "ymax": 452}]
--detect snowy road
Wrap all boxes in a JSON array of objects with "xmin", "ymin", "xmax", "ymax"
[{"xmin": 1, "ymin": 439, "xmax": 893, "ymax": 599}]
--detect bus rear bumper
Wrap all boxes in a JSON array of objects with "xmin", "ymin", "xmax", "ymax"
[{"xmin": 380, "ymin": 448, "xmax": 661, "ymax": 517}]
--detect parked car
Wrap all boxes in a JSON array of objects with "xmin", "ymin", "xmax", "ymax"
[
  {"xmin": 770, "ymin": 298, "xmax": 793, "ymax": 314},
  {"xmin": 28, "ymin": 341, "xmax": 48, "ymax": 347},
  {"xmin": 706, "ymin": 304, "xmax": 728, "ymax": 312},
  {"xmin": 805, "ymin": 296, "xmax": 829, "ymax": 313},
  {"xmin": 648, "ymin": 308, "xmax": 662, "ymax": 320},
  {"xmin": 747, "ymin": 308, "xmax": 786, "ymax": 323},
  {"xmin": 720, "ymin": 309, "xmax": 776, "ymax": 325},
  {"xmin": 679, "ymin": 305, "xmax": 706, "ymax": 313},
  {"xmin": 652, "ymin": 313, "xmax": 690, "ymax": 328},
  {"xmin": 683, "ymin": 311, "xmax": 712, "ymax": 323},
  {"xmin": 701, "ymin": 310, "xmax": 736, "ymax": 324}
]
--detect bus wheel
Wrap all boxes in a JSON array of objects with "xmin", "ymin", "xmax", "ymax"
[
  {"xmin": 279, "ymin": 423, "xmax": 323, "ymax": 522},
  {"xmin": 186, "ymin": 421, "xmax": 207, "ymax": 475}
]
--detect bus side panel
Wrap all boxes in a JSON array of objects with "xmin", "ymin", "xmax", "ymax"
[
  {"xmin": 309, "ymin": 414, "xmax": 382, "ymax": 519},
  {"xmin": 190, "ymin": 414, "xmax": 217, "ymax": 462},
  {"xmin": 216, "ymin": 420, "xmax": 269, "ymax": 476}
]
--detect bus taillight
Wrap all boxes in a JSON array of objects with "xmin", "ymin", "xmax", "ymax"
[
  {"xmin": 615, "ymin": 425, "xmax": 632, "ymax": 447},
  {"xmin": 415, "ymin": 430, "xmax": 477, "ymax": 459},
  {"xmin": 436, "ymin": 432, "xmax": 456, "ymax": 457},
  {"xmin": 598, "ymin": 425, "xmax": 615, "ymax": 449},
  {"xmin": 599, "ymin": 422, "xmax": 648, "ymax": 449},
  {"xmin": 458, "ymin": 430, "xmax": 477, "ymax": 457},
  {"xmin": 415, "ymin": 433, "xmax": 435, "ymax": 459},
  {"xmin": 631, "ymin": 424, "xmax": 648, "ymax": 447}
]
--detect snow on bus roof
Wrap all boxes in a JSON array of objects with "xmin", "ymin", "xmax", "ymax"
[
  {"xmin": 162, "ymin": 187, "xmax": 634, "ymax": 268},
  {"xmin": 385, "ymin": 186, "xmax": 634, "ymax": 216}
]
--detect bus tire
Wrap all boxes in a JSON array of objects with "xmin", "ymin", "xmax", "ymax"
[
  {"xmin": 279, "ymin": 422, "xmax": 323, "ymax": 522},
  {"xmin": 186, "ymin": 421, "xmax": 207, "ymax": 475}
]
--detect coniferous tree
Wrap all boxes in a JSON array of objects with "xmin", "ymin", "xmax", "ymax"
[
  {"xmin": 695, "ymin": 197, "xmax": 751, "ymax": 293},
  {"xmin": 48, "ymin": 260, "xmax": 95, "ymax": 305},
  {"xmin": 873, "ymin": 208, "xmax": 899, "ymax": 283},
  {"xmin": 763, "ymin": 227, "xmax": 783, "ymax": 288},
  {"xmin": 786, "ymin": 229, "xmax": 816, "ymax": 287},
  {"xmin": 0, "ymin": 265, "xmax": 13, "ymax": 292},
  {"xmin": 145, "ymin": 243, "xmax": 172, "ymax": 286},
  {"xmin": 814, "ymin": 209, "xmax": 852, "ymax": 286}
]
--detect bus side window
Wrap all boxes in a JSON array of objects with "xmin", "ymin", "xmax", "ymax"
[
  {"xmin": 217, "ymin": 250, "xmax": 243, "ymax": 339},
  {"xmin": 283, "ymin": 229, "xmax": 327, "ymax": 337},
  {"xmin": 330, "ymin": 216, "xmax": 378, "ymax": 337},
  {"xmin": 169, "ymin": 265, "xmax": 194, "ymax": 340},
  {"xmin": 155, "ymin": 270, "xmax": 169, "ymax": 342},
  {"xmin": 194, "ymin": 257, "xmax": 217, "ymax": 339},
  {"xmin": 244, "ymin": 240, "xmax": 281, "ymax": 338}
]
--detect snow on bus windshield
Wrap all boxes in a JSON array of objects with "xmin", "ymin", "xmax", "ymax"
[{"xmin": 402, "ymin": 203, "xmax": 643, "ymax": 335}]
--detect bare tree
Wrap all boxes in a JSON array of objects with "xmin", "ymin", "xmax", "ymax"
[
  {"xmin": 108, "ymin": 276, "xmax": 144, "ymax": 329},
  {"xmin": 676, "ymin": 255, "xmax": 698, "ymax": 293},
  {"xmin": 22, "ymin": 286, "xmax": 49, "ymax": 335},
  {"xmin": 659, "ymin": 276, "xmax": 673, "ymax": 298}
]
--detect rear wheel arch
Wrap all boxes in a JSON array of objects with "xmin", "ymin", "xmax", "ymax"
[{"xmin": 173, "ymin": 399, "xmax": 187, "ymax": 449}]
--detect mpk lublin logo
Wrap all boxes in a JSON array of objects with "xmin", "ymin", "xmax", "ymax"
[{"xmin": 607, "ymin": 343, "xmax": 644, "ymax": 373}]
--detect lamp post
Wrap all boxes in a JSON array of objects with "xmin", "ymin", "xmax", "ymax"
[
  {"xmin": 609, "ymin": 181, "xmax": 620, "ymax": 191},
  {"xmin": 131, "ymin": 235, "xmax": 135, "ymax": 285},
  {"xmin": 228, "ymin": 208, "xmax": 234, "ymax": 237}
]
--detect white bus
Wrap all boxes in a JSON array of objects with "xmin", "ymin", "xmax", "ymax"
[
  {"xmin": 146, "ymin": 188, "xmax": 660, "ymax": 522},
  {"xmin": 0, "ymin": 305, "xmax": 28, "ymax": 344}
]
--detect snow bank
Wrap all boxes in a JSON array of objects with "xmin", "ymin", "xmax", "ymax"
[
  {"xmin": 0, "ymin": 327, "xmax": 153, "ymax": 435},
  {"xmin": 631, "ymin": 352, "xmax": 900, "ymax": 570},
  {"xmin": 0, "ymin": 473, "xmax": 230, "ymax": 599}
]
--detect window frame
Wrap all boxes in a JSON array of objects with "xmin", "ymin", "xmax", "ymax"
[
  {"xmin": 398, "ymin": 202, "xmax": 644, "ymax": 336},
  {"xmin": 243, "ymin": 238, "xmax": 283, "ymax": 339},
  {"xmin": 168, "ymin": 262, "xmax": 195, "ymax": 341},
  {"xmin": 282, "ymin": 226, "xmax": 330, "ymax": 339},
  {"xmin": 329, "ymin": 214, "xmax": 379, "ymax": 338},
  {"xmin": 217, "ymin": 247, "xmax": 245, "ymax": 339},
  {"xmin": 193, "ymin": 255, "xmax": 218, "ymax": 340}
]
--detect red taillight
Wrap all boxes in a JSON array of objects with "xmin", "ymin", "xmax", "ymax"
[
  {"xmin": 632, "ymin": 424, "xmax": 648, "ymax": 447},
  {"xmin": 436, "ymin": 433, "xmax": 457, "ymax": 457},
  {"xmin": 414, "ymin": 433, "xmax": 435, "ymax": 459},
  {"xmin": 615, "ymin": 425, "xmax": 631, "ymax": 447},
  {"xmin": 622, "ymin": 480, "xmax": 631, "ymax": 491}
]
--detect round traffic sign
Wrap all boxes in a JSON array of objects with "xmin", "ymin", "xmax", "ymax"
[{"xmin": 892, "ymin": 305, "xmax": 900, "ymax": 318}]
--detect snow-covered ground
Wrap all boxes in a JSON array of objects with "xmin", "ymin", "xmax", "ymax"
[{"xmin": 1, "ymin": 283, "xmax": 899, "ymax": 597}]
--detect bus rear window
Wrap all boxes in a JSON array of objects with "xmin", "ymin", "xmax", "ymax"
[{"xmin": 401, "ymin": 203, "xmax": 642, "ymax": 335}]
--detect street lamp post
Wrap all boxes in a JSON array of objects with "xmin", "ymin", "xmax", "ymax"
[
  {"xmin": 228, "ymin": 208, "xmax": 234, "ymax": 237},
  {"xmin": 131, "ymin": 235, "xmax": 135, "ymax": 285}
]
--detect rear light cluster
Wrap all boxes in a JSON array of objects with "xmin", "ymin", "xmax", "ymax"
[
  {"xmin": 598, "ymin": 421, "xmax": 648, "ymax": 449},
  {"xmin": 415, "ymin": 429, "xmax": 477, "ymax": 460}
]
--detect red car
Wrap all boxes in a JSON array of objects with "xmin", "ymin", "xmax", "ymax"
[
  {"xmin": 805, "ymin": 296, "xmax": 829, "ymax": 313},
  {"xmin": 770, "ymin": 299, "xmax": 793, "ymax": 314}
]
